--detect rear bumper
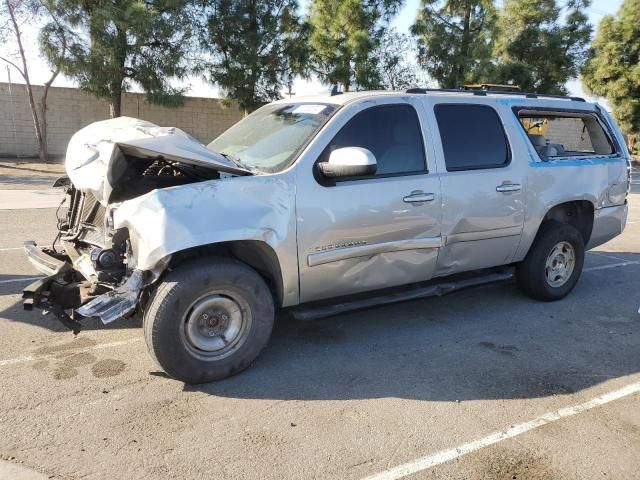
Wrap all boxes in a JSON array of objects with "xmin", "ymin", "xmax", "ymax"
[{"xmin": 586, "ymin": 203, "xmax": 628, "ymax": 250}]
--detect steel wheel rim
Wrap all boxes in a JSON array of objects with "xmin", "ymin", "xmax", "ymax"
[
  {"xmin": 545, "ymin": 241, "xmax": 575, "ymax": 288},
  {"xmin": 182, "ymin": 292, "xmax": 250, "ymax": 359}
]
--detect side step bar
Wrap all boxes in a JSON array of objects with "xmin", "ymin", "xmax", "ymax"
[{"xmin": 289, "ymin": 269, "xmax": 514, "ymax": 321}]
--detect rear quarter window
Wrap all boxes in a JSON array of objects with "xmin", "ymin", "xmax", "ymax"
[
  {"xmin": 434, "ymin": 104, "xmax": 510, "ymax": 171},
  {"xmin": 516, "ymin": 110, "xmax": 615, "ymax": 159}
]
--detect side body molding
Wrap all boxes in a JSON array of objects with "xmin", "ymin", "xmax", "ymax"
[{"xmin": 307, "ymin": 236, "xmax": 443, "ymax": 267}]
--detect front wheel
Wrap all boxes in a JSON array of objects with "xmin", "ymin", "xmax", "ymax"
[
  {"xmin": 143, "ymin": 257, "xmax": 274, "ymax": 383},
  {"xmin": 516, "ymin": 221, "xmax": 585, "ymax": 301}
]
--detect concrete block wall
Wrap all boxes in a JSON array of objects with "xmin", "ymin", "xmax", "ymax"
[
  {"xmin": 545, "ymin": 117, "xmax": 594, "ymax": 152},
  {"xmin": 0, "ymin": 82, "xmax": 244, "ymax": 158}
]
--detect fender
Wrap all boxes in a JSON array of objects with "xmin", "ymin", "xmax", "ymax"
[{"xmin": 112, "ymin": 172, "xmax": 300, "ymax": 306}]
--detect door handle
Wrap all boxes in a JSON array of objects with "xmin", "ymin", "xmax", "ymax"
[
  {"xmin": 496, "ymin": 183, "xmax": 521, "ymax": 193},
  {"xmin": 403, "ymin": 191, "xmax": 435, "ymax": 203}
]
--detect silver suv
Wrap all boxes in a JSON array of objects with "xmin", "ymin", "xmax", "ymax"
[{"xmin": 23, "ymin": 89, "xmax": 630, "ymax": 383}]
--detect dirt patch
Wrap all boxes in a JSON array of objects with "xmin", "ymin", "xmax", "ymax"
[
  {"xmin": 31, "ymin": 359, "xmax": 49, "ymax": 370},
  {"xmin": 63, "ymin": 352, "xmax": 97, "ymax": 368},
  {"xmin": 92, "ymin": 359, "xmax": 126, "ymax": 378},
  {"xmin": 478, "ymin": 341, "xmax": 519, "ymax": 356},
  {"xmin": 53, "ymin": 366, "xmax": 78, "ymax": 380},
  {"xmin": 472, "ymin": 446, "xmax": 568, "ymax": 480}
]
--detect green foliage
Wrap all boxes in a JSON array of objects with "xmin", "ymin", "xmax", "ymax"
[
  {"xmin": 308, "ymin": 0, "xmax": 402, "ymax": 91},
  {"xmin": 582, "ymin": 0, "xmax": 640, "ymax": 150},
  {"xmin": 373, "ymin": 29, "xmax": 421, "ymax": 90},
  {"xmin": 491, "ymin": 0, "xmax": 591, "ymax": 94},
  {"xmin": 200, "ymin": 0, "xmax": 309, "ymax": 113},
  {"xmin": 411, "ymin": 0, "xmax": 496, "ymax": 89},
  {"xmin": 41, "ymin": 0, "xmax": 193, "ymax": 117}
]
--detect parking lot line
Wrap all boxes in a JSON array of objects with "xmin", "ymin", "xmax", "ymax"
[
  {"xmin": 362, "ymin": 381, "xmax": 640, "ymax": 480},
  {"xmin": 0, "ymin": 338, "xmax": 142, "ymax": 367},
  {"xmin": 0, "ymin": 459, "xmax": 48, "ymax": 480},
  {"xmin": 0, "ymin": 276, "xmax": 43, "ymax": 285},
  {"xmin": 583, "ymin": 261, "xmax": 640, "ymax": 272}
]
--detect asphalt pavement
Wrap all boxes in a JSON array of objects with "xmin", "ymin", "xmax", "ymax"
[{"xmin": 0, "ymin": 161, "xmax": 638, "ymax": 479}]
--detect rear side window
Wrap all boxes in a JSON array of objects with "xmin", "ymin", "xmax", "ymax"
[
  {"xmin": 322, "ymin": 104, "xmax": 426, "ymax": 176},
  {"xmin": 434, "ymin": 104, "xmax": 510, "ymax": 171},
  {"xmin": 517, "ymin": 111, "xmax": 614, "ymax": 159}
]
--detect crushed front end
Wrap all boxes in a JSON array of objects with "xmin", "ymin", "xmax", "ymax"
[
  {"xmin": 23, "ymin": 185, "xmax": 144, "ymax": 332},
  {"xmin": 22, "ymin": 116, "xmax": 249, "ymax": 333}
]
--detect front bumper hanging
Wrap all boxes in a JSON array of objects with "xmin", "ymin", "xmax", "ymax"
[
  {"xmin": 22, "ymin": 241, "xmax": 144, "ymax": 333},
  {"xmin": 22, "ymin": 241, "xmax": 83, "ymax": 333}
]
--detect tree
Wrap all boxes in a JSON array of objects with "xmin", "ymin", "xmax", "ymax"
[
  {"xmin": 308, "ymin": 0, "xmax": 402, "ymax": 91},
  {"xmin": 582, "ymin": 0, "xmax": 640, "ymax": 152},
  {"xmin": 0, "ymin": 0, "xmax": 65, "ymax": 162},
  {"xmin": 411, "ymin": 0, "xmax": 496, "ymax": 89},
  {"xmin": 374, "ymin": 29, "xmax": 421, "ymax": 90},
  {"xmin": 200, "ymin": 0, "xmax": 309, "ymax": 113},
  {"xmin": 41, "ymin": 0, "xmax": 193, "ymax": 118},
  {"xmin": 491, "ymin": 0, "xmax": 591, "ymax": 94}
]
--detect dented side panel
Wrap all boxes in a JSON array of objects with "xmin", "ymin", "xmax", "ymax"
[{"xmin": 112, "ymin": 174, "xmax": 300, "ymax": 306}]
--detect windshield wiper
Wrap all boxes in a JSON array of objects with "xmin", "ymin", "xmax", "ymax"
[{"xmin": 219, "ymin": 152, "xmax": 254, "ymax": 173}]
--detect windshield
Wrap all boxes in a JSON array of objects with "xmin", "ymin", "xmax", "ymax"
[{"xmin": 207, "ymin": 103, "xmax": 338, "ymax": 173}]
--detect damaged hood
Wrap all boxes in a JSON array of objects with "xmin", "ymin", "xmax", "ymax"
[{"xmin": 65, "ymin": 116, "xmax": 250, "ymax": 204}]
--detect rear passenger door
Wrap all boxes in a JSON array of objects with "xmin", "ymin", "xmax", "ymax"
[{"xmin": 425, "ymin": 100, "xmax": 526, "ymax": 276}]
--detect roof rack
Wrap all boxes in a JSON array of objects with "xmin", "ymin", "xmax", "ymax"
[{"xmin": 405, "ymin": 87, "xmax": 586, "ymax": 102}]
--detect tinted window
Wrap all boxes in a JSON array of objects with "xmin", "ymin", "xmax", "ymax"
[
  {"xmin": 435, "ymin": 104, "xmax": 509, "ymax": 171},
  {"xmin": 323, "ymin": 104, "xmax": 426, "ymax": 176},
  {"xmin": 518, "ymin": 111, "xmax": 614, "ymax": 159}
]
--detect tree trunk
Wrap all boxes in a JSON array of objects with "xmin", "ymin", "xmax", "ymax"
[
  {"xmin": 109, "ymin": 26, "xmax": 126, "ymax": 118},
  {"xmin": 6, "ymin": 0, "xmax": 47, "ymax": 161},
  {"xmin": 455, "ymin": 4, "xmax": 472, "ymax": 89},
  {"xmin": 109, "ymin": 91, "xmax": 122, "ymax": 118},
  {"xmin": 39, "ymin": 66, "xmax": 60, "ymax": 164}
]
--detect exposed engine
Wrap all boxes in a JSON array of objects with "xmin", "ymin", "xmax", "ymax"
[{"xmin": 55, "ymin": 157, "xmax": 217, "ymax": 285}]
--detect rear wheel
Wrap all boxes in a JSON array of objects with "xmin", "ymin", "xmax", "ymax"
[
  {"xmin": 144, "ymin": 257, "xmax": 274, "ymax": 383},
  {"xmin": 516, "ymin": 221, "xmax": 585, "ymax": 301}
]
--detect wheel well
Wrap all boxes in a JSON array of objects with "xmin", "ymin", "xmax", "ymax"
[
  {"xmin": 540, "ymin": 201, "xmax": 594, "ymax": 244},
  {"xmin": 167, "ymin": 241, "xmax": 284, "ymax": 307}
]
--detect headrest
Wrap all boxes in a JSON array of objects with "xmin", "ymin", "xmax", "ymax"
[{"xmin": 528, "ymin": 134, "xmax": 547, "ymax": 147}]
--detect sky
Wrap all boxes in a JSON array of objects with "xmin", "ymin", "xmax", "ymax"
[{"xmin": 0, "ymin": 0, "xmax": 623, "ymax": 101}]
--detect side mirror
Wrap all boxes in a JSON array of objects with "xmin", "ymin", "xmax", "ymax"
[{"xmin": 318, "ymin": 147, "xmax": 377, "ymax": 178}]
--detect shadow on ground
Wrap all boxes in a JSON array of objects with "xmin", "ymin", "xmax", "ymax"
[
  {"xmin": 2, "ymin": 251, "xmax": 639, "ymax": 400},
  {"xmin": 183, "ymin": 251, "xmax": 640, "ymax": 402}
]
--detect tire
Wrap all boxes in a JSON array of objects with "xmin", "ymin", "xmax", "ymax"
[
  {"xmin": 143, "ymin": 257, "xmax": 274, "ymax": 383},
  {"xmin": 516, "ymin": 220, "xmax": 585, "ymax": 301}
]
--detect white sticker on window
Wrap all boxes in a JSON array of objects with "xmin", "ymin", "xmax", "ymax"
[{"xmin": 291, "ymin": 104, "xmax": 326, "ymax": 115}]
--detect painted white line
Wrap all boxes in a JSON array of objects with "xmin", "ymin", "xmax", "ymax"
[
  {"xmin": 362, "ymin": 381, "xmax": 640, "ymax": 480},
  {"xmin": 590, "ymin": 251, "xmax": 636, "ymax": 263},
  {"xmin": 0, "ymin": 459, "xmax": 49, "ymax": 480},
  {"xmin": 0, "ymin": 338, "xmax": 142, "ymax": 367},
  {"xmin": 0, "ymin": 276, "xmax": 43, "ymax": 285},
  {"xmin": 584, "ymin": 261, "xmax": 640, "ymax": 272}
]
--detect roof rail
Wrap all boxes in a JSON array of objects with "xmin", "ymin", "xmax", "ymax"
[{"xmin": 405, "ymin": 87, "xmax": 586, "ymax": 102}]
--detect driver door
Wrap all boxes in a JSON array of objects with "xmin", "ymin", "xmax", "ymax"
[{"xmin": 295, "ymin": 99, "xmax": 442, "ymax": 303}]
